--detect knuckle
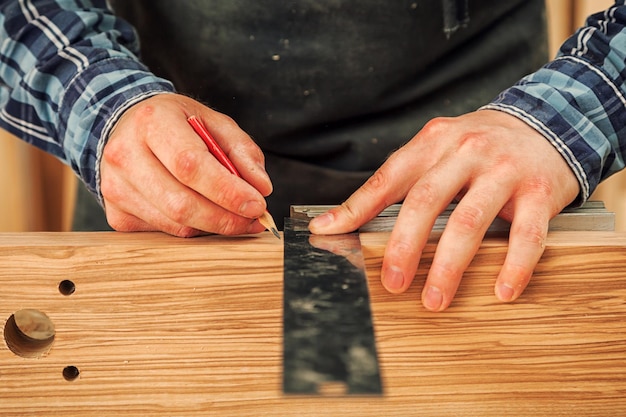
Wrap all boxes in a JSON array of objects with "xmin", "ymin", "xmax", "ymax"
[
  {"xmin": 388, "ymin": 237, "xmax": 416, "ymax": 260},
  {"xmin": 163, "ymin": 193, "xmax": 194, "ymax": 224},
  {"xmin": 364, "ymin": 169, "xmax": 391, "ymax": 193},
  {"xmin": 512, "ymin": 221, "xmax": 546, "ymax": 246},
  {"xmin": 338, "ymin": 200, "xmax": 362, "ymax": 222},
  {"xmin": 172, "ymin": 148, "xmax": 202, "ymax": 184},
  {"xmin": 457, "ymin": 131, "xmax": 491, "ymax": 153},
  {"xmin": 420, "ymin": 117, "xmax": 453, "ymax": 137},
  {"xmin": 134, "ymin": 102, "xmax": 157, "ymax": 119},
  {"xmin": 522, "ymin": 177, "xmax": 555, "ymax": 198},
  {"xmin": 252, "ymin": 145, "xmax": 266, "ymax": 164},
  {"xmin": 245, "ymin": 142, "xmax": 265, "ymax": 163},
  {"xmin": 491, "ymin": 153, "xmax": 515, "ymax": 171},
  {"xmin": 210, "ymin": 176, "xmax": 245, "ymax": 208},
  {"xmin": 407, "ymin": 181, "xmax": 439, "ymax": 207},
  {"xmin": 340, "ymin": 170, "xmax": 396, "ymax": 217},
  {"xmin": 233, "ymin": 140, "xmax": 265, "ymax": 165},
  {"xmin": 102, "ymin": 139, "xmax": 128, "ymax": 168},
  {"xmin": 450, "ymin": 205, "xmax": 486, "ymax": 233},
  {"xmin": 369, "ymin": 170, "xmax": 400, "ymax": 207}
]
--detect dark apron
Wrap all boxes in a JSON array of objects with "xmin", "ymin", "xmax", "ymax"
[{"xmin": 75, "ymin": 0, "xmax": 548, "ymax": 230}]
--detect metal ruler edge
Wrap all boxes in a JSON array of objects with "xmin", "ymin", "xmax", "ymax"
[{"xmin": 290, "ymin": 200, "xmax": 615, "ymax": 232}]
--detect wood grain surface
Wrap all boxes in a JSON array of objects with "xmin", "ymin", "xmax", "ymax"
[{"xmin": 1, "ymin": 230, "xmax": 626, "ymax": 416}]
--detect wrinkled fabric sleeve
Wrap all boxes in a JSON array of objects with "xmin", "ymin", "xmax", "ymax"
[
  {"xmin": 482, "ymin": 1, "xmax": 626, "ymax": 205},
  {"xmin": 0, "ymin": 0, "xmax": 175, "ymax": 202}
]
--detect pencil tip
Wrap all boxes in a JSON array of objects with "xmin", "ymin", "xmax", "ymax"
[{"xmin": 258, "ymin": 211, "xmax": 281, "ymax": 240}]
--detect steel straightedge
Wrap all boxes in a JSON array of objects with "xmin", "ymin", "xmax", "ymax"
[{"xmin": 282, "ymin": 218, "xmax": 382, "ymax": 395}]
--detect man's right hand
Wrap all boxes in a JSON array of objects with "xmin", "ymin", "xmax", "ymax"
[{"xmin": 100, "ymin": 93, "xmax": 273, "ymax": 237}]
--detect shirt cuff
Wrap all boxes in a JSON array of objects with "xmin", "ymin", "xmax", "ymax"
[
  {"xmin": 479, "ymin": 56, "xmax": 622, "ymax": 207},
  {"xmin": 60, "ymin": 56, "xmax": 175, "ymax": 205}
]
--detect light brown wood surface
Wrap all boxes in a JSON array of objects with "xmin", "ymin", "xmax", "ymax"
[{"xmin": 1, "ymin": 230, "xmax": 626, "ymax": 416}]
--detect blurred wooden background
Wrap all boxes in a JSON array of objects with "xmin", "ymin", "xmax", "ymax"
[
  {"xmin": 0, "ymin": 130, "xmax": 76, "ymax": 232},
  {"xmin": 546, "ymin": 0, "xmax": 624, "ymax": 231},
  {"xmin": 0, "ymin": 0, "xmax": 622, "ymax": 232}
]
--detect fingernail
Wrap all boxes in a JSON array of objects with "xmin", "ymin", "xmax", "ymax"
[
  {"xmin": 239, "ymin": 200, "xmax": 264, "ymax": 218},
  {"xmin": 423, "ymin": 285, "xmax": 443, "ymax": 311},
  {"xmin": 496, "ymin": 282, "xmax": 515, "ymax": 302},
  {"xmin": 309, "ymin": 213, "xmax": 334, "ymax": 231},
  {"xmin": 382, "ymin": 265, "xmax": 404, "ymax": 292}
]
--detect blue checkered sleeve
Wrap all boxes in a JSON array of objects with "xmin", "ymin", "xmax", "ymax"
[
  {"xmin": 0, "ymin": 0, "xmax": 175, "ymax": 201},
  {"xmin": 483, "ymin": 1, "xmax": 626, "ymax": 205}
]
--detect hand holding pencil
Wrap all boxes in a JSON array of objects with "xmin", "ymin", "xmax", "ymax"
[
  {"xmin": 99, "ymin": 94, "xmax": 275, "ymax": 238},
  {"xmin": 187, "ymin": 115, "xmax": 280, "ymax": 239}
]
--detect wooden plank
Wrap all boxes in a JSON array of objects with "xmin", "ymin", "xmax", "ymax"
[{"xmin": 1, "ymin": 230, "xmax": 626, "ymax": 416}]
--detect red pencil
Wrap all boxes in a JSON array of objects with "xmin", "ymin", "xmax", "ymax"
[{"xmin": 187, "ymin": 115, "xmax": 280, "ymax": 239}]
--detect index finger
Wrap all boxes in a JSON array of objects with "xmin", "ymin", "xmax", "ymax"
[
  {"xmin": 149, "ymin": 119, "xmax": 268, "ymax": 220},
  {"xmin": 308, "ymin": 149, "xmax": 421, "ymax": 235},
  {"xmin": 193, "ymin": 113, "xmax": 273, "ymax": 197}
]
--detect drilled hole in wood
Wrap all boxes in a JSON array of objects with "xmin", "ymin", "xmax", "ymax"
[
  {"xmin": 63, "ymin": 365, "xmax": 80, "ymax": 381},
  {"xmin": 3, "ymin": 309, "xmax": 55, "ymax": 358},
  {"xmin": 58, "ymin": 279, "xmax": 76, "ymax": 296}
]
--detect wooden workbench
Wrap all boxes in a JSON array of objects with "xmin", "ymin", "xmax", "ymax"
[{"xmin": 1, "ymin": 230, "xmax": 626, "ymax": 416}]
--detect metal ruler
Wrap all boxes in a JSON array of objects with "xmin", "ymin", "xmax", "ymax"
[
  {"xmin": 291, "ymin": 201, "xmax": 616, "ymax": 232},
  {"xmin": 282, "ymin": 218, "xmax": 383, "ymax": 395}
]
